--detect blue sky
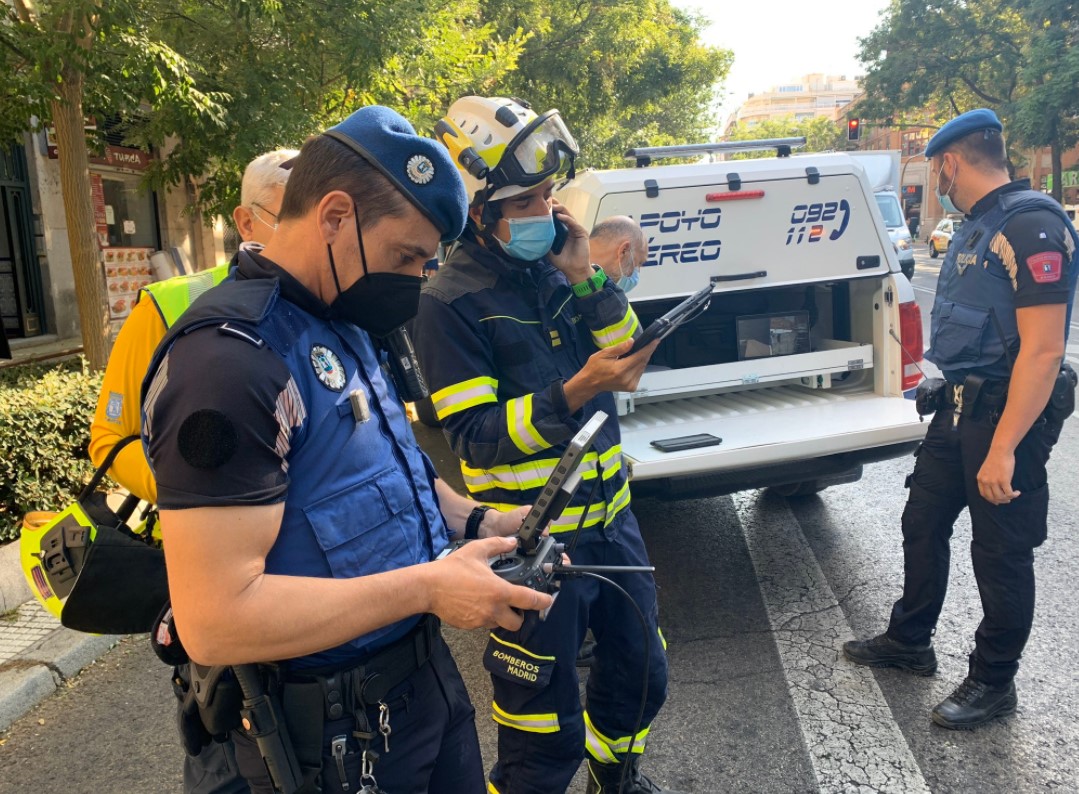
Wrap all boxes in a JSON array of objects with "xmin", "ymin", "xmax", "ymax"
[{"xmin": 671, "ymin": 0, "xmax": 893, "ymax": 119}]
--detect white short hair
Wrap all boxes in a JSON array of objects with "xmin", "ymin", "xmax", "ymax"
[{"xmin": 241, "ymin": 149, "xmax": 299, "ymax": 209}]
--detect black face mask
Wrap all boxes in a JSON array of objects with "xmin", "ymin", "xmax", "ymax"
[{"xmin": 327, "ymin": 210, "xmax": 422, "ymax": 338}]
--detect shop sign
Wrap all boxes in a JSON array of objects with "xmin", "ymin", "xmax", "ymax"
[{"xmin": 46, "ymin": 127, "xmax": 151, "ymax": 170}]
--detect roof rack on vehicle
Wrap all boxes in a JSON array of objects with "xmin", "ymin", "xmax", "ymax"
[{"xmin": 624, "ymin": 138, "xmax": 807, "ymax": 168}]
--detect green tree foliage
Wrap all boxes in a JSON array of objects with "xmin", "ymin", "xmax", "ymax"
[
  {"xmin": 477, "ymin": 0, "xmax": 732, "ymax": 169},
  {"xmin": 0, "ymin": 0, "xmax": 223, "ymax": 370},
  {"xmin": 857, "ymin": 0, "xmax": 1078, "ymax": 201},
  {"xmin": 725, "ymin": 116, "xmax": 845, "ymax": 159},
  {"xmin": 145, "ymin": 0, "xmax": 528, "ymax": 219},
  {"xmin": 1011, "ymin": 0, "xmax": 1079, "ymax": 200}
]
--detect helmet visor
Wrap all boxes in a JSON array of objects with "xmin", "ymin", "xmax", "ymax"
[{"xmin": 493, "ymin": 110, "xmax": 579, "ymax": 189}]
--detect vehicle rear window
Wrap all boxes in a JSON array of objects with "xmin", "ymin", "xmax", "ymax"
[{"xmin": 874, "ymin": 194, "xmax": 904, "ymax": 227}]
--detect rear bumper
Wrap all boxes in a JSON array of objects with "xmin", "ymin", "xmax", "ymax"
[{"xmin": 629, "ymin": 439, "xmax": 920, "ymax": 500}]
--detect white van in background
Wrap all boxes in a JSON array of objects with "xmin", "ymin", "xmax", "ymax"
[{"xmin": 556, "ymin": 141, "xmax": 928, "ymax": 498}]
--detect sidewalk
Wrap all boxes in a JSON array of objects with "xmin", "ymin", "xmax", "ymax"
[
  {"xmin": 0, "ymin": 539, "xmax": 118, "ymax": 733},
  {"xmin": 1, "ymin": 335, "xmax": 84, "ymax": 369}
]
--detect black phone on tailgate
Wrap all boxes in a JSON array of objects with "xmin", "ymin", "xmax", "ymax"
[{"xmin": 650, "ymin": 433, "xmax": 722, "ymax": 453}]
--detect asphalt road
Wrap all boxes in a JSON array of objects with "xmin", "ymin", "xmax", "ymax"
[{"xmin": 1, "ymin": 248, "xmax": 1077, "ymax": 792}]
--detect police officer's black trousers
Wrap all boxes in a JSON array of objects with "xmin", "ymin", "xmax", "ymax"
[
  {"xmin": 231, "ymin": 636, "xmax": 484, "ymax": 794},
  {"xmin": 887, "ymin": 408, "xmax": 1058, "ymax": 686}
]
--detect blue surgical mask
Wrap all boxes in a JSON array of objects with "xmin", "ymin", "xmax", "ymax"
[
  {"xmin": 935, "ymin": 160, "xmax": 960, "ymax": 215},
  {"xmin": 496, "ymin": 214, "xmax": 556, "ymax": 262},
  {"xmin": 616, "ymin": 250, "xmax": 639, "ymax": 293},
  {"xmin": 617, "ymin": 270, "xmax": 639, "ymax": 293}
]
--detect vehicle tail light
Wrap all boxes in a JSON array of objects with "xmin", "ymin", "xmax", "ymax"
[{"xmin": 899, "ymin": 300, "xmax": 923, "ymax": 391}]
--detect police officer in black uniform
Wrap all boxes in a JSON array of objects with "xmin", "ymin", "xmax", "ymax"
[{"xmin": 844, "ymin": 109, "xmax": 1079, "ymax": 730}]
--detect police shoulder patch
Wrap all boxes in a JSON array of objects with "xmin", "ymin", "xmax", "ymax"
[
  {"xmin": 310, "ymin": 345, "xmax": 347, "ymax": 391},
  {"xmin": 1025, "ymin": 251, "xmax": 1063, "ymax": 284}
]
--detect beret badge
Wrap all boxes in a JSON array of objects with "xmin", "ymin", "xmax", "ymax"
[{"xmin": 406, "ymin": 154, "xmax": 435, "ymax": 185}]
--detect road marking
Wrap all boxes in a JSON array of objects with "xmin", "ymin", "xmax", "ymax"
[{"xmin": 734, "ymin": 492, "xmax": 931, "ymax": 794}]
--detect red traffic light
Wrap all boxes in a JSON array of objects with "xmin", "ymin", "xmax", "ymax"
[{"xmin": 847, "ymin": 118, "xmax": 861, "ymax": 141}]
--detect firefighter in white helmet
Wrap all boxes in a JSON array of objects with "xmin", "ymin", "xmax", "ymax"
[{"xmin": 416, "ymin": 96, "xmax": 680, "ymax": 794}]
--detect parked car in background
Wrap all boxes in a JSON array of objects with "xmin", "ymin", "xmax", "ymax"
[
  {"xmin": 929, "ymin": 217, "xmax": 963, "ymax": 258},
  {"xmin": 874, "ymin": 191, "xmax": 915, "ymax": 280}
]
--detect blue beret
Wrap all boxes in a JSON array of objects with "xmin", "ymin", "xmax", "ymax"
[
  {"xmin": 324, "ymin": 106, "xmax": 468, "ymax": 242},
  {"xmin": 925, "ymin": 108, "xmax": 1003, "ymax": 159}
]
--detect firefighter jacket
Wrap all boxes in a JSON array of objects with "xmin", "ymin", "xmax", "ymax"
[
  {"xmin": 926, "ymin": 189, "xmax": 1079, "ymax": 384},
  {"xmin": 414, "ymin": 236, "xmax": 641, "ymax": 534},
  {"xmin": 90, "ymin": 263, "xmax": 231, "ymax": 504}
]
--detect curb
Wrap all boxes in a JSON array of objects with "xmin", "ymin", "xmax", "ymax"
[
  {"xmin": 0, "ymin": 541, "xmax": 121, "ymax": 733},
  {"xmin": 0, "ymin": 620, "xmax": 120, "ymax": 733}
]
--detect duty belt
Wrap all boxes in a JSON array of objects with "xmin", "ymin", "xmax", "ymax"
[
  {"xmin": 943, "ymin": 379, "xmax": 1008, "ymax": 411},
  {"xmin": 283, "ymin": 614, "xmax": 440, "ymax": 718}
]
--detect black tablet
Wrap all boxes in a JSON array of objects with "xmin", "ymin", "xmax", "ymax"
[{"xmin": 622, "ymin": 283, "xmax": 714, "ymax": 357}]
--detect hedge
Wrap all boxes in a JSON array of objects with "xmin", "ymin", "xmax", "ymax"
[{"xmin": 0, "ymin": 357, "xmax": 105, "ymax": 543}]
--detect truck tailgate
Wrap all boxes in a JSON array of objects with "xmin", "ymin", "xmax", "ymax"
[{"xmin": 620, "ymin": 385, "xmax": 926, "ymax": 480}]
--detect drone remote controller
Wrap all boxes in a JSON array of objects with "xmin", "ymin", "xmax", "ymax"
[{"xmin": 438, "ymin": 411, "xmax": 654, "ymax": 603}]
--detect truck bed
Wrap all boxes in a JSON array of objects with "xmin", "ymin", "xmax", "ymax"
[{"xmin": 620, "ymin": 385, "xmax": 925, "ymax": 481}]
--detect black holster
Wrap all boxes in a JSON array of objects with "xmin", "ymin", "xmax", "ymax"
[
  {"xmin": 915, "ymin": 377, "xmax": 947, "ymax": 417},
  {"xmin": 1044, "ymin": 362, "xmax": 1077, "ymax": 425}
]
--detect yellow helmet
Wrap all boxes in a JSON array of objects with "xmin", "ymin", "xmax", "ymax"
[{"xmin": 435, "ymin": 96, "xmax": 578, "ymax": 206}]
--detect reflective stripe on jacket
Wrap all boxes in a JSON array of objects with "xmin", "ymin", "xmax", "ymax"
[{"xmin": 414, "ymin": 236, "xmax": 640, "ymax": 530}]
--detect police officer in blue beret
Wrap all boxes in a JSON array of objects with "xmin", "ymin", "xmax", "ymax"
[
  {"xmin": 142, "ymin": 106, "xmax": 554, "ymax": 793},
  {"xmin": 845, "ymin": 109, "xmax": 1079, "ymax": 729}
]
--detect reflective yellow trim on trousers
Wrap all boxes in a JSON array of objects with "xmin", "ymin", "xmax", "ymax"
[
  {"xmin": 460, "ymin": 446, "xmax": 623, "ymax": 494},
  {"xmin": 591, "ymin": 308, "xmax": 641, "ymax": 349},
  {"xmin": 584, "ymin": 710, "xmax": 649, "ymax": 762},
  {"xmin": 488, "ymin": 632, "xmax": 555, "ymax": 661},
  {"xmin": 488, "ymin": 783, "xmax": 503, "ymax": 794},
  {"xmin": 431, "ymin": 376, "xmax": 498, "ymax": 420},
  {"xmin": 479, "ymin": 479, "xmax": 631, "ymax": 533},
  {"xmin": 491, "ymin": 701, "xmax": 560, "ymax": 734},
  {"xmin": 658, "ymin": 627, "xmax": 667, "ymax": 651},
  {"xmin": 507, "ymin": 393, "xmax": 549, "ymax": 455}
]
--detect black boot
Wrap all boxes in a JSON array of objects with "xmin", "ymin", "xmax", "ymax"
[
  {"xmin": 931, "ymin": 677, "xmax": 1017, "ymax": 730},
  {"xmin": 585, "ymin": 756, "xmax": 685, "ymax": 794},
  {"xmin": 842, "ymin": 632, "xmax": 937, "ymax": 675}
]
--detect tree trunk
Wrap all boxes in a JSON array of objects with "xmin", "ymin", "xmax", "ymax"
[
  {"xmin": 1050, "ymin": 143, "xmax": 1063, "ymax": 204},
  {"xmin": 50, "ymin": 67, "xmax": 109, "ymax": 371}
]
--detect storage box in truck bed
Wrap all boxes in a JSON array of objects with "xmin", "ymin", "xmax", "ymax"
[{"xmin": 556, "ymin": 143, "xmax": 928, "ymax": 498}]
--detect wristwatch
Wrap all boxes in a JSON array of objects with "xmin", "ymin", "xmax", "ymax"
[
  {"xmin": 571, "ymin": 265, "xmax": 608, "ymax": 298},
  {"xmin": 464, "ymin": 505, "xmax": 493, "ymax": 539}
]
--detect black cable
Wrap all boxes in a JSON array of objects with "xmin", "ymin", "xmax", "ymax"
[
  {"xmin": 566, "ymin": 468, "xmax": 602, "ymax": 559},
  {"xmin": 564, "ymin": 570, "xmax": 652, "ymax": 794}
]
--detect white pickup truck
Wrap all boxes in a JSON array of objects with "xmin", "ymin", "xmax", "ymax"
[{"xmin": 556, "ymin": 141, "xmax": 928, "ymax": 498}]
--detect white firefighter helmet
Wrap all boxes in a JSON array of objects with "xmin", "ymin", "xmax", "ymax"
[{"xmin": 434, "ymin": 96, "xmax": 579, "ymax": 205}]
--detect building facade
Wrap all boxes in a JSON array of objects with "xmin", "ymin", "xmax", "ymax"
[
  {"xmin": 725, "ymin": 74, "xmax": 861, "ymax": 131},
  {"xmin": 2, "ymin": 123, "xmax": 225, "ymax": 349}
]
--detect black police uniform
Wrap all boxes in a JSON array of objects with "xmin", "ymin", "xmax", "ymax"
[{"xmin": 888, "ymin": 180, "xmax": 1078, "ymax": 686}]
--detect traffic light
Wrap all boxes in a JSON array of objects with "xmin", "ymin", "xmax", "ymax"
[{"xmin": 847, "ymin": 118, "xmax": 861, "ymax": 141}]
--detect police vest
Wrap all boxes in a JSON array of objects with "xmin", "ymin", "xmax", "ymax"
[
  {"xmin": 140, "ymin": 263, "xmax": 231, "ymax": 328},
  {"xmin": 925, "ymin": 189, "xmax": 1079, "ymax": 383},
  {"xmin": 144, "ymin": 274, "xmax": 449, "ymax": 671}
]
